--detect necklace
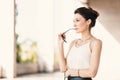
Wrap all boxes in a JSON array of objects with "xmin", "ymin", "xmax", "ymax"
[
  {"xmin": 81, "ymin": 36, "xmax": 92, "ymax": 42},
  {"xmin": 75, "ymin": 36, "xmax": 92, "ymax": 47}
]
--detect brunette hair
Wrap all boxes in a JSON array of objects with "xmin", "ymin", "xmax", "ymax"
[{"xmin": 74, "ymin": 7, "xmax": 99, "ymax": 30}]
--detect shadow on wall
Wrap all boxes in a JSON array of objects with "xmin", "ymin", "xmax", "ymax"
[
  {"xmin": 89, "ymin": 0, "xmax": 120, "ymax": 43},
  {"xmin": 0, "ymin": 67, "xmax": 2, "ymax": 78}
]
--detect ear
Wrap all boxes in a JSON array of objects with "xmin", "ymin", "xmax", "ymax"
[{"xmin": 86, "ymin": 19, "xmax": 91, "ymax": 26}]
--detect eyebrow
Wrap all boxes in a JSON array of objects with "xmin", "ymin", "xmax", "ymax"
[{"xmin": 74, "ymin": 18, "xmax": 80, "ymax": 20}]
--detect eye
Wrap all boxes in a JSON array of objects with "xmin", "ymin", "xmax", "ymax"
[
  {"xmin": 76, "ymin": 19, "xmax": 80, "ymax": 22},
  {"xmin": 73, "ymin": 19, "xmax": 80, "ymax": 22}
]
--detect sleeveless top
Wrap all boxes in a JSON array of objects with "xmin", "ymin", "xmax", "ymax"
[{"xmin": 67, "ymin": 41, "xmax": 91, "ymax": 69}]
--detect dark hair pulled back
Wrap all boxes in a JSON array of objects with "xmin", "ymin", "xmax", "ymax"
[{"xmin": 74, "ymin": 7, "xmax": 99, "ymax": 30}]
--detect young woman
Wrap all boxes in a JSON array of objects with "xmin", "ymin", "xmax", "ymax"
[{"xmin": 58, "ymin": 7, "xmax": 102, "ymax": 80}]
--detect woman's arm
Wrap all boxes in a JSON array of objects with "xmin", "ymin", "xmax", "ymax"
[
  {"xmin": 58, "ymin": 34, "xmax": 67, "ymax": 72},
  {"xmin": 58, "ymin": 33, "xmax": 76, "ymax": 72},
  {"xmin": 78, "ymin": 39, "xmax": 102, "ymax": 78}
]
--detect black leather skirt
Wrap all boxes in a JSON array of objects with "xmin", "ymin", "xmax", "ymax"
[{"xmin": 68, "ymin": 76, "xmax": 92, "ymax": 80}]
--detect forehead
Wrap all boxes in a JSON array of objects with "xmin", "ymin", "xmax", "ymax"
[{"xmin": 74, "ymin": 13, "xmax": 84, "ymax": 19}]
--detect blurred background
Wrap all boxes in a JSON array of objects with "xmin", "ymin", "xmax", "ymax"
[{"xmin": 0, "ymin": 0, "xmax": 120, "ymax": 80}]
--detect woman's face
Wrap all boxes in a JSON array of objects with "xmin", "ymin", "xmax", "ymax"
[{"xmin": 73, "ymin": 13, "xmax": 90, "ymax": 33}]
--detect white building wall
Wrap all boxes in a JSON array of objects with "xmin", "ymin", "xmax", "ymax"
[
  {"xmin": 0, "ymin": 0, "xmax": 14, "ymax": 78},
  {"xmin": 16, "ymin": 0, "xmax": 54, "ymax": 72}
]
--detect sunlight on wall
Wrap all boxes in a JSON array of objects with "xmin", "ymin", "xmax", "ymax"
[
  {"xmin": 16, "ymin": 0, "xmax": 54, "ymax": 72},
  {"xmin": 37, "ymin": 0, "xmax": 54, "ymax": 72},
  {"xmin": 54, "ymin": 0, "xmax": 86, "ymax": 55}
]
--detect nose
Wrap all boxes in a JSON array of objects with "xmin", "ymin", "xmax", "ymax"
[
  {"xmin": 73, "ymin": 23, "xmax": 76, "ymax": 27},
  {"xmin": 73, "ymin": 20, "xmax": 77, "ymax": 27}
]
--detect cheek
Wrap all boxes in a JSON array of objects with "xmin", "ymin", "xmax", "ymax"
[
  {"xmin": 77, "ymin": 20, "xmax": 86, "ymax": 26},
  {"xmin": 77, "ymin": 23, "xmax": 88, "ymax": 32},
  {"xmin": 79, "ymin": 26, "xmax": 87, "ymax": 32},
  {"xmin": 78, "ymin": 23, "xmax": 87, "ymax": 29}
]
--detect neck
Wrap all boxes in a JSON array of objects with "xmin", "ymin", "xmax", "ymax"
[{"xmin": 81, "ymin": 30, "xmax": 92, "ymax": 41}]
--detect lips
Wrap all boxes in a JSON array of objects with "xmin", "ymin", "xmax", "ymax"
[{"xmin": 74, "ymin": 28, "xmax": 78, "ymax": 30}]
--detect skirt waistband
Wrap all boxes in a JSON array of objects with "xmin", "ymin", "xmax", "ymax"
[{"xmin": 68, "ymin": 76, "xmax": 92, "ymax": 80}]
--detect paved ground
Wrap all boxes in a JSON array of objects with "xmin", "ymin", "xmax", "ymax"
[{"xmin": 1, "ymin": 72, "xmax": 64, "ymax": 80}]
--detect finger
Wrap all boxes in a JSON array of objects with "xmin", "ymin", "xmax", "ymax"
[{"xmin": 65, "ymin": 70, "xmax": 70, "ymax": 77}]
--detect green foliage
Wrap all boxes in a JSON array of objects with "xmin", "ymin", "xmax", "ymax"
[{"xmin": 16, "ymin": 35, "xmax": 38, "ymax": 63}]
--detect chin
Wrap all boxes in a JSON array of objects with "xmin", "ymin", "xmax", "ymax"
[
  {"xmin": 75, "ymin": 30, "xmax": 82, "ymax": 33},
  {"xmin": 76, "ymin": 31, "xmax": 81, "ymax": 33}
]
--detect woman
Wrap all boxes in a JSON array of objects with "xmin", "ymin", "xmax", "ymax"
[{"xmin": 58, "ymin": 7, "xmax": 102, "ymax": 80}]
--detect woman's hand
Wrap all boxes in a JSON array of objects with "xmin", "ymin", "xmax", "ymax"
[
  {"xmin": 65, "ymin": 69, "xmax": 71, "ymax": 77},
  {"xmin": 65, "ymin": 69, "xmax": 79, "ymax": 77},
  {"xmin": 58, "ymin": 33, "xmax": 66, "ymax": 44}
]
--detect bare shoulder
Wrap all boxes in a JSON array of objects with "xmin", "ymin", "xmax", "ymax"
[
  {"xmin": 69, "ymin": 39, "xmax": 76, "ymax": 46},
  {"xmin": 91, "ymin": 37, "xmax": 102, "ymax": 47}
]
